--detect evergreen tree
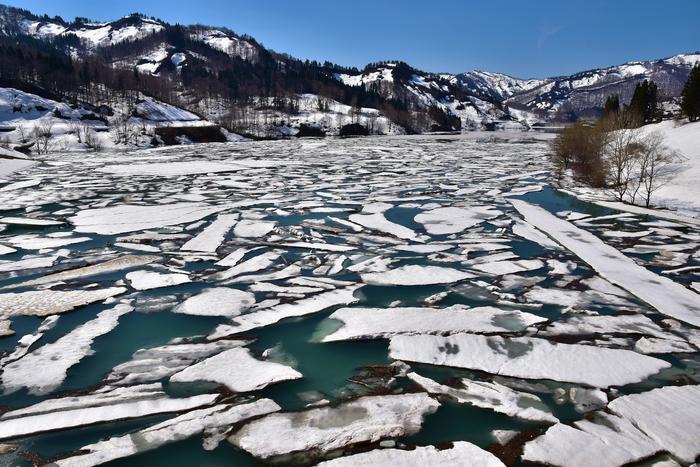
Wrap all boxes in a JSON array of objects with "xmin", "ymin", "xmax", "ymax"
[
  {"xmin": 628, "ymin": 80, "xmax": 659, "ymax": 125},
  {"xmin": 603, "ymin": 95, "xmax": 620, "ymax": 116},
  {"xmin": 680, "ymin": 64, "xmax": 700, "ymax": 122}
]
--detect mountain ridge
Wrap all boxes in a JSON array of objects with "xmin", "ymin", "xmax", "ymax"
[{"xmin": 0, "ymin": 3, "xmax": 698, "ymax": 139}]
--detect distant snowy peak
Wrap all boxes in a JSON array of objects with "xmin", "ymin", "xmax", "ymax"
[
  {"xmin": 189, "ymin": 28, "xmax": 259, "ymax": 61},
  {"xmin": 17, "ymin": 14, "xmax": 165, "ymax": 49},
  {"xmin": 453, "ymin": 71, "xmax": 549, "ymax": 102},
  {"xmin": 336, "ymin": 64, "xmax": 396, "ymax": 87}
]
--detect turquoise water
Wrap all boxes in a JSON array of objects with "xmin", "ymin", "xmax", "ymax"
[{"xmin": 1, "ymin": 143, "xmax": 699, "ymax": 466}]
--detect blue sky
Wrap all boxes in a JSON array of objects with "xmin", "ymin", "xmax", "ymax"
[{"xmin": 5, "ymin": 0, "xmax": 700, "ymax": 78}]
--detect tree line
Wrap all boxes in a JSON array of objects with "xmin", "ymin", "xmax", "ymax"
[{"xmin": 550, "ymin": 67, "xmax": 700, "ymax": 208}]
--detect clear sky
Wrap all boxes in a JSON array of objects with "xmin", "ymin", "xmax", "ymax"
[{"xmin": 4, "ymin": 0, "xmax": 700, "ymax": 78}]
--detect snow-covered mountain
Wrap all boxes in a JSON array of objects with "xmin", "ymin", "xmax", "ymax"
[
  {"xmin": 0, "ymin": 2, "xmax": 698, "ymax": 143},
  {"xmin": 492, "ymin": 54, "xmax": 700, "ymax": 120}
]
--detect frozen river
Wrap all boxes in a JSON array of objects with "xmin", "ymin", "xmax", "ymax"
[{"xmin": 0, "ymin": 134, "xmax": 699, "ymax": 466}]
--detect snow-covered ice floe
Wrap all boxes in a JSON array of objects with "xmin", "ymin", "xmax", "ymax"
[
  {"xmin": 126, "ymin": 270, "xmax": 191, "ymax": 290},
  {"xmin": 209, "ymin": 286, "xmax": 362, "ymax": 338},
  {"xmin": 6, "ymin": 255, "xmax": 159, "ymax": 289},
  {"xmin": 70, "ymin": 203, "xmax": 229, "ymax": 235},
  {"xmin": 54, "ymin": 399, "xmax": 281, "ymax": 467},
  {"xmin": 175, "ymin": 287, "xmax": 255, "ymax": 317},
  {"xmin": 0, "ymin": 383, "xmax": 218, "ymax": 440},
  {"xmin": 523, "ymin": 384, "xmax": 700, "ymax": 466},
  {"xmin": 361, "ymin": 265, "xmax": 473, "ymax": 286},
  {"xmin": 180, "ymin": 214, "xmax": 238, "ymax": 252},
  {"xmin": 0, "ymin": 287, "xmax": 126, "ymax": 335},
  {"xmin": 414, "ymin": 206, "xmax": 502, "ymax": 235},
  {"xmin": 228, "ymin": 393, "xmax": 439, "ymax": 459},
  {"xmin": 316, "ymin": 441, "xmax": 505, "ymax": 466},
  {"xmin": 511, "ymin": 200, "xmax": 700, "ymax": 327},
  {"xmin": 1, "ymin": 304, "xmax": 133, "ymax": 395},
  {"xmin": 408, "ymin": 372, "xmax": 558, "ymax": 423},
  {"xmin": 322, "ymin": 305, "xmax": 546, "ymax": 342},
  {"xmin": 389, "ymin": 333, "xmax": 670, "ymax": 387},
  {"xmin": 169, "ymin": 347, "xmax": 302, "ymax": 392}
]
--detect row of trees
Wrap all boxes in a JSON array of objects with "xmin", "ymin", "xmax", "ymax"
[
  {"xmin": 602, "ymin": 79, "xmax": 661, "ymax": 126},
  {"xmin": 551, "ymin": 111, "xmax": 681, "ymax": 207}
]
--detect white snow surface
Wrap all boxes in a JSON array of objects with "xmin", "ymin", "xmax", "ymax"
[
  {"xmin": 170, "ymin": 347, "xmax": 302, "ymax": 392},
  {"xmin": 415, "ymin": 206, "xmax": 502, "ymax": 235},
  {"xmin": 361, "ymin": 265, "xmax": 473, "ymax": 286},
  {"xmin": 55, "ymin": 399, "xmax": 280, "ymax": 467},
  {"xmin": 317, "ymin": 441, "xmax": 505, "ymax": 466},
  {"xmin": 389, "ymin": 333, "xmax": 670, "ymax": 387},
  {"xmin": 0, "ymin": 384, "xmax": 218, "ymax": 441},
  {"xmin": 408, "ymin": 372, "xmax": 558, "ymax": 423},
  {"xmin": 229, "ymin": 393, "xmax": 440, "ymax": 459},
  {"xmin": 70, "ymin": 203, "xmax": 229, "ymax": 235},
  {"xmin": 175, "ymin": 288, "xmax": 255, "ymax": 317},
  {"xmin": 1, "ymin": 304, "xmax": 133, "ymax": 396},
  {"xmin": 511, "ymin": 199, "xmax": 700, "ymax": 327},
  {"xmin": 209, "ymin": 286, "xmax": 362, "ymax": 338},
  {"xmin": 322, "ymin": 305, "xmax": 546, "ymax": 342}
]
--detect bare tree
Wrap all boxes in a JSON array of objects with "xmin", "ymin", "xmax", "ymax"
[
  {"xmin": 637, "ymin": 131, "xmax": 682, "ymax": 208},
  {"xmin": 81, "ymin": 124, "xmax": 101, "ymax": 151},
  {"xmin": 112, "ymin": 114, "xmax": 137, "ymax": 146},
  {"xmin": 602, "ymin": 111, "xmax": 640, "ymax": 202},
  {"xmin": 33, "ymin": 121, "xmax": 54, "ymax": 155}
]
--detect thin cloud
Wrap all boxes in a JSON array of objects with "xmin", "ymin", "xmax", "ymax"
[{"xmin": 538, "ymin": 25, "xmax": 563, "ymax": 53}]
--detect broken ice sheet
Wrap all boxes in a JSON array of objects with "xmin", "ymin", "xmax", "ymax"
[
  {"xmin": 316, "ymin": 441, "xmax": 505, "ymax": 466},
  {"xmin": 1, "ymin": 304, "xmax": 133, "ymax": 396},
  {"xmin": 389, "ymin": 333, "xmax": 670, "ymax": 387},
  {"xmin": 174, "ymin": 287, "xmax": 255, "ymax": 317},
  {"xmin": 321, "ymin": 305, "xmax": 546, "ymax": 342},
  {"xmin": 125, "ymin": 270, "xmax": 191, "ymax": 290},
  {"xmin": 170, "ymin": 347, "xmax": 301, "ymax": 392},
  {"xmin": 228, "ymin": 393, "xmax": 439, "ymax": 459},
  {"xmin": 408, "ymin": 372, "xmax": 558, "ymax": 423},
  {"xmin": 0, "ymin": 287, "xmax": 126, "ymax": 335},
  {"xmin": 0, "ymin": 384, "xmax": 218, "ymax": 441},
  {"xmin": 414, "ymin": 206, "xmax": 501, "ymax": 235},
  {"xmin": 361, "ymin": 265, "xmax": 473, "ymax": 286},
  {"xmin": 523, "ymin": 385, "xmax": 700, "ymax": 466},
  {"xmin": 54, "ymin": 399, "xmax": 281, "ymax": 467}
]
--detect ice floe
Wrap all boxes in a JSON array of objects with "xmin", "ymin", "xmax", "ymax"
[
  {"xmin": 170, "ymin": 347, "xmax": 302, "ymax": 392},
  {"xmin": 175, "ymin": 287, "xmax": 255, "ymax": 317},
  {"xmin": 322, "ymin": 305, "xmax": 546, "ymax": 342},
  {"xmin": 107, "ymin": 340, "xmax": 247, "ymax": 386},
  {"xmin": 408, "ymin": 372, "xmax": 558, "ymax": 423},
  {"xmin": 523, "ymin": 385, "xmax": 700, "ymax": 466},
  {"xmin": 389, "ymin": 333, "xmax": 670, "ymax": 387},
  {"xmin": 414, "ymin": 206, "xmax": 501, "ymax": 235},
  {"xmin": 70, "ymin": 203, "xmax": 229, "ymax": 235},
  {"xmin": 317, "ymin": 441, "xmax": 505, "ymax": 466},
  {"xmin": 126, "ymin": 270, "xmax": 191, "ymax": 290},
  {"xmin": 229, "ymin": 393, "xmax": 439, "ymax": 459},
  {"xmin": 233, "ymin": 219, "xmax": 276, "ymax": 238},
  {"xmin": 0, "ymin": 287, "xmax": 126, "ymax": 335},
  {"xmin": 471, "ymin": 258, "xmax": 545, "ymax": 276},
  {"xmin": 349, "ymin": 212, "xmax": 421, "ymax": 241},
  {"xmin": 7, "ymin": 255, "xmax": 159, "ymax": 289},
  {"xmin": 210, "ymin": 286, "xmax": 361, "ymax": 338},
  {"xmin": 180, "ymin": 214, "xmax": 238, "ymax": 252},
  {"xmin": 361, "ymin": 265, "xmax": 473, "ymax": 286},
  {"xmin": 1, "ymin": 304, "xmax": 133, "ymax": 395},
  {"xmin": 0, "ymin": 383, "xmax": 218, "ymax": 440},
  {"xmin": 511, "ymin": 200, "xmax": 700, "ymax": 327},
  {"xmin": 54, "ymin": 399, "xmax": 281, "ymax": 466}
]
